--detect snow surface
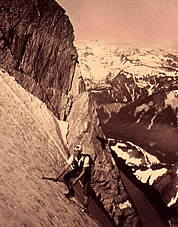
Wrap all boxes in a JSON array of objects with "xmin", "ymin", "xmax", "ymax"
[
  {"xmin": 118, "ymin": 200, "xmax": 132, "ymax": 210},
  {"xmin": 165, "ymin": 90, "xmax": 178, "ymax": 111},
  {"xmin": 127, "ymin": 141, "xmax": 160, "ymax": 167},
  {"xmin": 111, "ymin": 144, "xmax": 143, "ymax": 167},
  {"xmin": 75, "ymin": 40, "xmax": 178, "ymax": 82},
  {"xmin": 133, "ymin": 168, "xmax": 167, "ymax": 185},
  {"xmin": 167, "ymin": 190, "xmax": 178, "ymax": 207},
  {"xmin": 110, "ymin": 140, "xmax": 168, "ymax": 186},
  {"xmin": 111, "ymin": 140, "xmax": 160, "ymax": 167}
]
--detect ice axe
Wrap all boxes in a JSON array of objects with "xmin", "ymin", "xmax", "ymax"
[{"xmin": 42, "ymin": 164, "xmax": 70, "ymax": 182}]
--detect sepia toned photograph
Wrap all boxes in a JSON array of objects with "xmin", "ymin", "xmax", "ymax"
[{"xmin": 0, "ymin": 0, "xmax": 177, "ymax": 226}]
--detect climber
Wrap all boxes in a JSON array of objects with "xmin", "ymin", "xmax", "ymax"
[{"xmin": 54, "ymin": 144, "xmax": 92, "ymax": 213}]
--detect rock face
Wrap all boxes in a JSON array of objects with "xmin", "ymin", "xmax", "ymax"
[
  {"xmin": 0, "ymin": 69, "xmax": 100, "ymax": 227},
  {"xmin": 66, "ymin": 92, "xmax": 141, "ymax": 226},
  {"xmin": 0, "ymin": 0, "xmax": 77, "ymax": 119}
]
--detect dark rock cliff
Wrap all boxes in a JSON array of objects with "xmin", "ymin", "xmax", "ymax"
[{"xmin": 0, "ymin": 0, "xmax": 77, "ymax": 119}]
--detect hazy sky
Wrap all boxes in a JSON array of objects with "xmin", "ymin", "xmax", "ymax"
[{"xmin": 57, "ymin": 0, "xmax": 178, "ymax": 46}]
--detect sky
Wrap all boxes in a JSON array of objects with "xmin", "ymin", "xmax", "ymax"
[{"xmin": 57, "ymin": 0, "xmax": 178, "ymax": 46}]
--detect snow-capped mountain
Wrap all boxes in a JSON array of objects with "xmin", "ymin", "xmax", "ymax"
[
  {"xmin": 76, "ymin": 40, "xmax": 178, "ymax": 100},
  {"xmin": 76, "ymin": 40, "xmax": 178, "ymax": 81}
]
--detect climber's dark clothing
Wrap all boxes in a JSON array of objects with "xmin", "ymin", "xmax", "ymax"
[
  {"xmin": 64, "ymin": 167, "xmax": 91, "ymax": 196},
  {"xmin": 63, "ymin": 154, "xmax": 92, "ymax": 197}
]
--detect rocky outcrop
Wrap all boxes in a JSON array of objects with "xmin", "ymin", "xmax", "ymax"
[
  {"xmin": 0, "ymin": 0, "xmax": 77, "ymax": 119},
  {"xmin": 66, "ymin": 92, "xmax": 141, "ymax": 226}
]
